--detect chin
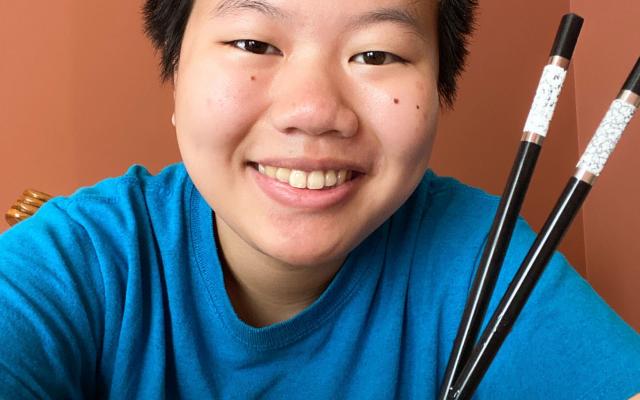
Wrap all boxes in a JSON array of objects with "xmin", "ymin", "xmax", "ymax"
[{"xmin": 258, "ymin": 236, "xmax": 350, "ymax": 269}]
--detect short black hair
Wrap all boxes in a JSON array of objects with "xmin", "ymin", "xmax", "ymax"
[{"xmin": 142, "ymin": 0, "xmax": 478, "ymax": 108}]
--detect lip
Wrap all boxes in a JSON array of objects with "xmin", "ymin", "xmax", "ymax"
[
  {"xmin": 249, "ymin": 165, "xmax": 364, "ymax": 210},
  {"xmin": 251, "ymin": 157, "xmax": 367, "ymax": 174}
]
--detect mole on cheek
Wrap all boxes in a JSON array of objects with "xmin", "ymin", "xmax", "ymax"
[
  {"xmin": 251, "ymin": 76, "xmax": 256, "ymax": 81},
  {"xmin": 393, "ymin": 98, "xmax": 399, "ymax": 104},
  {"xmin": 416, "ymin": 105, "xmax": 420, "ymax": 109}
]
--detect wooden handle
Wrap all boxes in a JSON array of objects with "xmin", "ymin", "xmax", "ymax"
[{"xmin": 4, "ymin": 189, "xmax": 53, "ymax": 227}]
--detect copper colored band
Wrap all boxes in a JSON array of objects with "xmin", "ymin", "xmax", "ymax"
[
  {"xmin": 619, "ymin": 90, "xmax": 640, "ymax": 108},
  {"xmin": 548, "ymin": 55, "xmax": 570, "ymax": 70},
  {"xmin": 574, "ymin": 167, "xmax": 597, "ymax": 185},
  {"xmin": 521, "ymin": 131, "xmax": 545, "ymax": 145}
]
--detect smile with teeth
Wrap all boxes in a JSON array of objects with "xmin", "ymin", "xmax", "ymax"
[{"xmin": 254, "ymin": 163, "xmax": 356, "ymax": 190}]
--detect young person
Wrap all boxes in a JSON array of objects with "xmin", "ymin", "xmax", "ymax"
[{"xmin": 1, "ymin": 0, "xmax": 639, "ymax": 398}]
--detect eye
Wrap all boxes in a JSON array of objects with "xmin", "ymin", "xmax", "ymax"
[
  {"xmin": 226, "ymin": 39, "xmax": 282, "ymax": 56},
  {"xmin": 350, "ymin": 51, "xmax": 407, "ymax": 65}
]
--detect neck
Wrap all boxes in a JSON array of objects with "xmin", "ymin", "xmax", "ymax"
[{"xmin": 214, "ymin": 214, "xmax": 344, "ymax": 328}]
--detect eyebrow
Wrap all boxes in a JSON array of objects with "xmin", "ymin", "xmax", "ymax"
[
  {"xmin": 211, "ymin": 0, "xmax": 426, "ymax": 38},
  {"xmin": 213, "ymin": 0, "xmax": 293, "ymax": 20},
  {"xmin": 346, "ymin": 7, "xmax": 425, "ymax": 38}
]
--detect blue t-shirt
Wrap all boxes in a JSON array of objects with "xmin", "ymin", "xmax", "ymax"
[{"xmin": 1, "ymin": 162, "xmax": 639, "ymax": 399}]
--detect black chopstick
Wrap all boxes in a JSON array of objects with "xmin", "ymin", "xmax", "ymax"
[
  {"xmin": 438, "ymin": 13, "xmax": 584, "ymax": 400},
  {"xmin": 448, "ymin": 57, "xmax": 640, "ymax": 400}
]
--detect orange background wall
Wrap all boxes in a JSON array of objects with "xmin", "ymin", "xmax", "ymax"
[{"xmin": 1, "ymin": 1, "xmax": 638, "ymax": 329}]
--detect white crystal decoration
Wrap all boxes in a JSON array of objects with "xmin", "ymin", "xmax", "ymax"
[
  {"xmin": 577, "ymin": 99, "xmax": 636, "ymax": 176},
  {"xmin": 523, "ymin": 65, "xmax": 568, "ymax": 137}
]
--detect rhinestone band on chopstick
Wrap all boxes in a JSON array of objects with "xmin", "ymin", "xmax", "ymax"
[
  {"xmin": 576, "ymin": 99, "xmax": 636, "ymax": 176},
  {"xmin": 523, "ymin": 65, "xmax": 568, "ymax": 137}
]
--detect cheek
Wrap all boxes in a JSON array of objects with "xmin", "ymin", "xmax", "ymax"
[
  {"xmin": 364, "ymin": 77, "xmax": 439, "ymax": 168},
  {"xmin": 175, "ymin": 55, "xmax": 267, "ymax": 152}
]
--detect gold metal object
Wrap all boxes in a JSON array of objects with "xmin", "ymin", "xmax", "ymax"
[
  {"xmin": 12, "ymin": 201, "xmax": 38, "ymax": 215},
  {"xmin": 24, "ymin": 189, "xmax": 52, "ymax": 202},
  {"xmin": 20, "ymin": 196, "xmax": 45, "ymax": 207},
  {"xmin": 5, "ymin": 208, "xmax": 29, "ymax": 227},
  {"xmin": 4, "ymin": 189, "xmax": 53, "ymax": 227}
]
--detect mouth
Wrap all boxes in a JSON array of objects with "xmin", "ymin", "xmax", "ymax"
[{"xmin": 247, "ymin": 162, "xmax": 363, "ymax": 190}]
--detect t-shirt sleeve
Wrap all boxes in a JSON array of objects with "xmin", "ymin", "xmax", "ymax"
[
  {"xmin": 477, "ymin": 217, "xmax": 640, "ymax": 399},
  {"xmin": 0, "ymin": 199, "xmax": 104, "ymax": 399}
]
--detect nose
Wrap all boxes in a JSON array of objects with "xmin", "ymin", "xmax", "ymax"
[{"xmin": 268, "ymin": 55, "xmax": 358, "ymax": 138}]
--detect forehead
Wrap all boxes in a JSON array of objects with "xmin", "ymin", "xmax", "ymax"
[{"xmin": 200, "ymin": 0, "xmax": 435, "ymax": 39}]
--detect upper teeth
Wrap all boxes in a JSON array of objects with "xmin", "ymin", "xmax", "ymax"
[{"xmin": 257, "ymin": 163, "xmax": 353, "ymax": 190}]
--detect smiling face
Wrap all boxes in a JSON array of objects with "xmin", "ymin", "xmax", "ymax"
[{"xmin": 174, "ymin": 0, "xmax": 440, "ymax": 269}]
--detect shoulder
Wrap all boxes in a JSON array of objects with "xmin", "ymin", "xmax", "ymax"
[
  {"xmin": 1, "ymin": 162, "xmax": 191, "ymax": 267},
  {"xmin": 423, "ymin": 169, "xmax": 501, "ymax": 220},
  {"xmin": 406, "ymin": 170, "xmax": 506, "ymax": 271},
  {"xmin": 37, "ymin": 162, "xmax": 188, "ymax": 231},
  {"xmin": 390, "ymin": 171, "xmax": 508, "ymax": 312},
  {"xmin": 399, "ymin": 170, "xmax": 538, "ymax": 314},
  {"xmin": 63, "ymin": 162, "xmax": 188, "ymax": 205}
]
